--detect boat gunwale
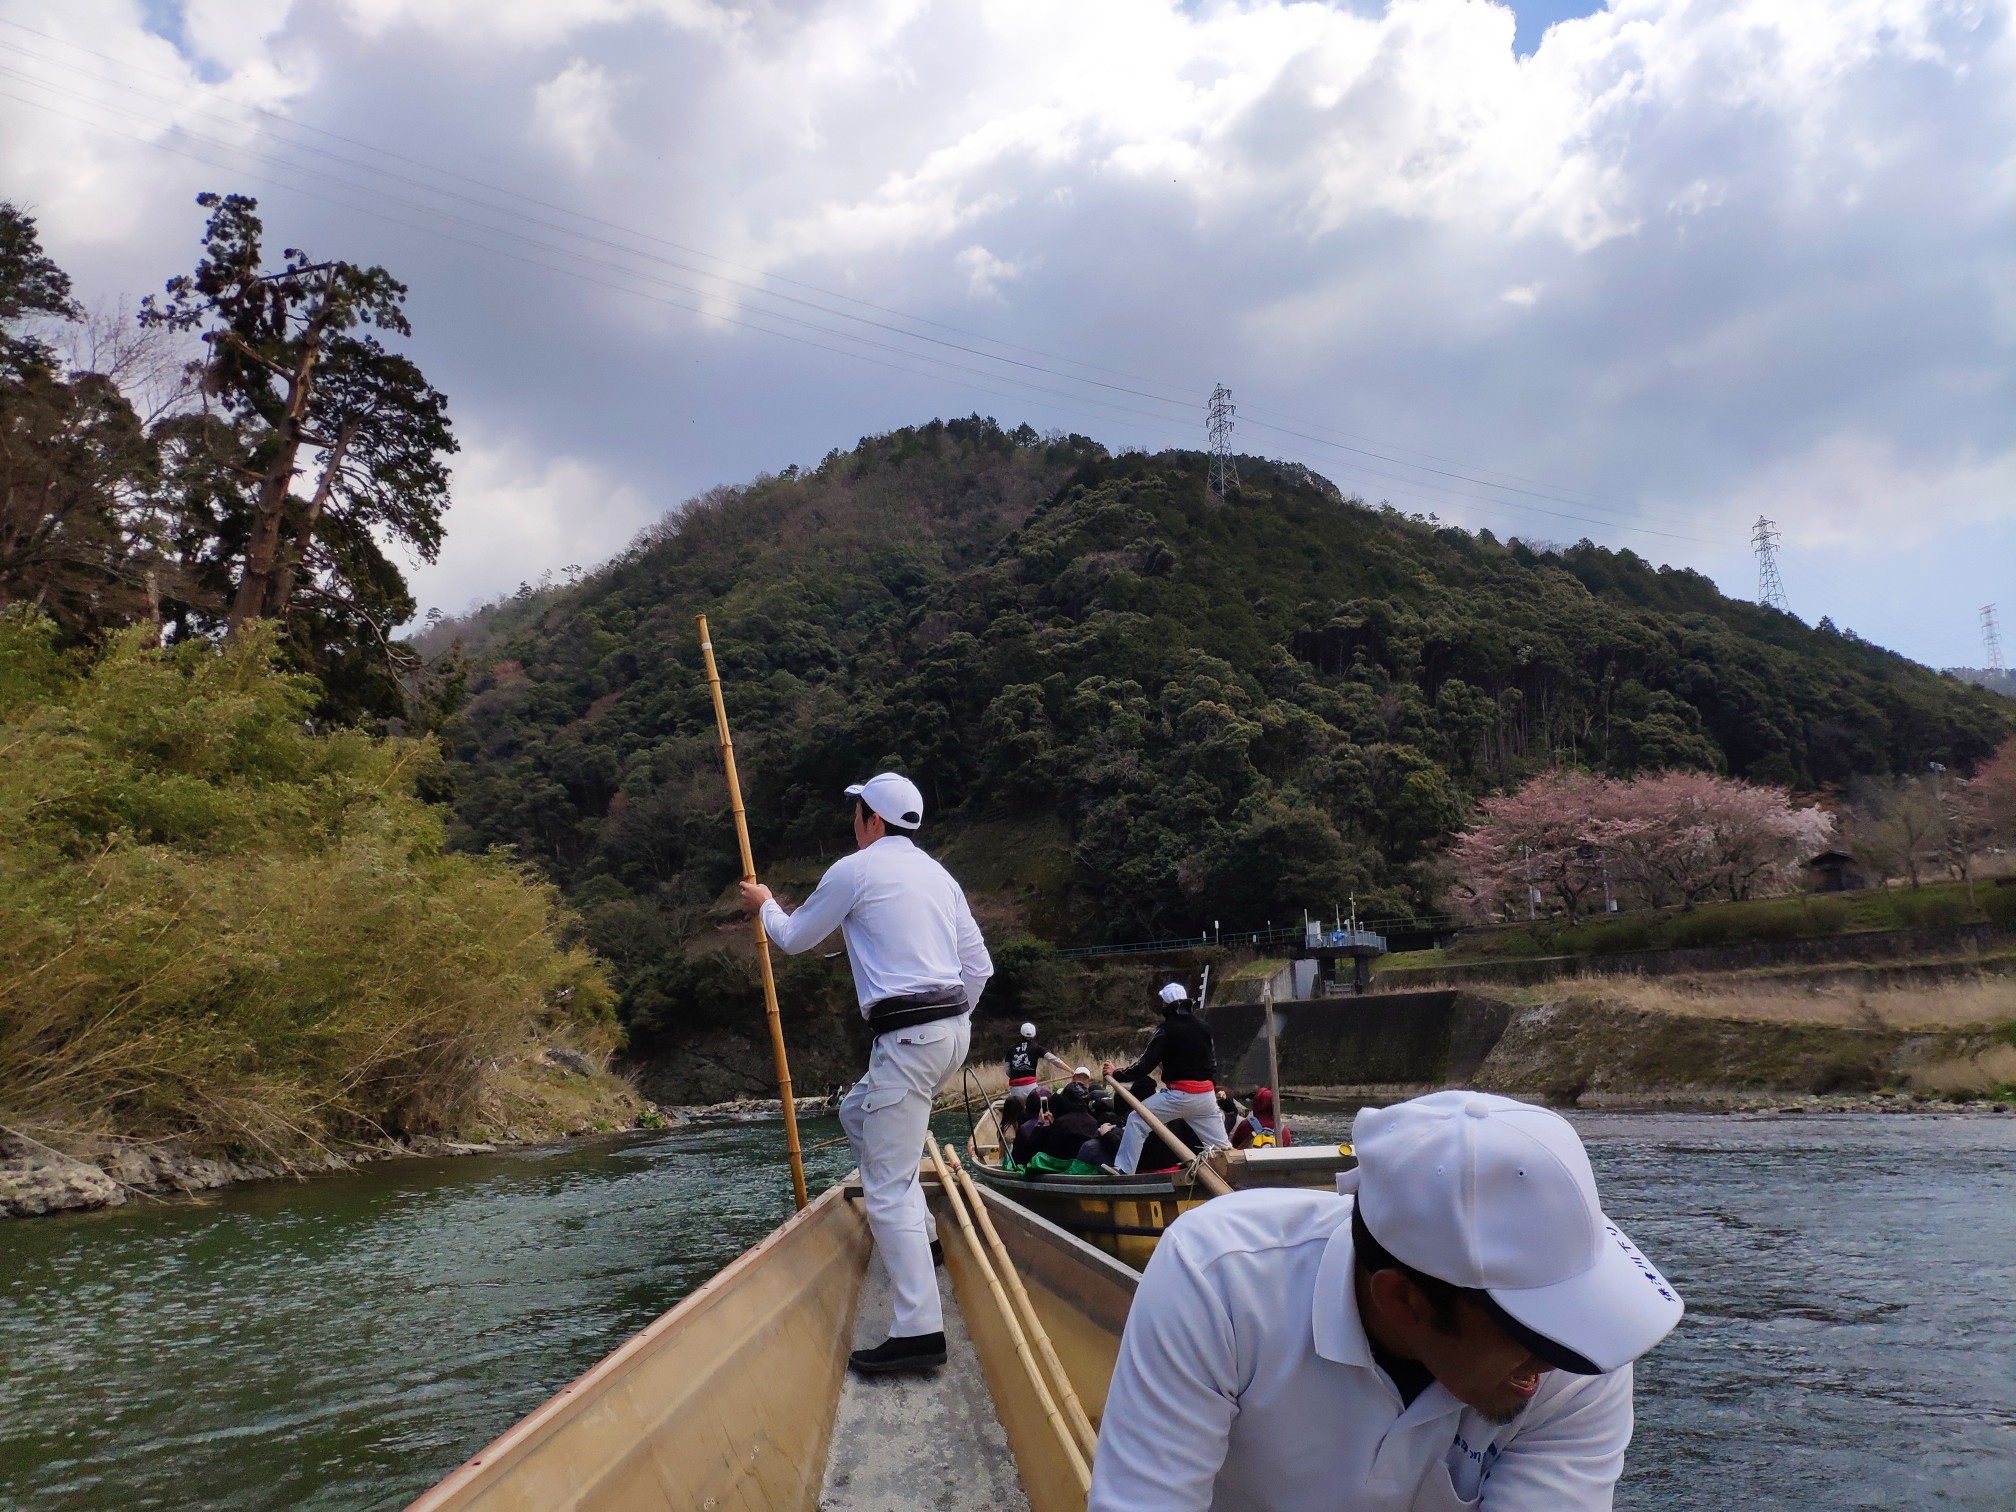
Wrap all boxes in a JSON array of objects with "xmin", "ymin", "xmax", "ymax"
[{"xmin": 402, "ymin": 1180, "xmax": 859, "ymax": 1512}]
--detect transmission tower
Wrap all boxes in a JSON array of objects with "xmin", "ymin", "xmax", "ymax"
[
  {"xmin": 1752, "ymin": 516, "xmax": 1788, "ymax": 612},
  {"xmin": 1206, "ymin": 384, "xmax": 1236, "ymax": 500},
  {"xmin": 1985, "ymin": 604, "xmax": 2006, "ymax": 676}
]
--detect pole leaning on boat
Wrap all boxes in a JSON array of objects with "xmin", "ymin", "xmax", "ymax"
[
  {"xmin": 1062, "ymin": 1052, "xmax": 1236, "ymax": 1199},
  {"xmin": 696, "ymin": 613, "xmax": 809, "ymax": 1212}
]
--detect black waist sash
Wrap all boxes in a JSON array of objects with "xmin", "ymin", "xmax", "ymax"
[{"xmin": 866, "ymin": 986, "xmax": 968, "ymax": 1035}]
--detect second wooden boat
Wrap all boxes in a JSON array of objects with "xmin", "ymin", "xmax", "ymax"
[{"xmin": 966, "ymin": 1101, "xmax": 1354, "ymax": 1269}]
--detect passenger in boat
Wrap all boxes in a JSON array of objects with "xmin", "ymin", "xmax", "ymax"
[
  {"xmin": 739, "ymin": 770, "xmax": 992, "ymax": 1376},
  {"xmin": 1005, "ymin": 1022, "xmax": 1047, "ymax": 1094},
  {"xmin": 1052, "ymin": 1064, "xmax": 1096, "ymax": 1116},
  {"xmin": 1251, "ymin": 1085, "xmax": 1290, "ymax": 1146},
  {"xmin": 998, "ymin": 1094, "xmax": 1029, "ymax": 1164},
  {"xmin": 1102, "ymin": 982, "xmax": 1233, "ymax": 1173},
  {"xmin": 1089, "ymin": 1091, "xmax": 1686, "ymax": 1512},
  {"xmin": 1011, "ymin": 1090, "xmax": 1102, "ymax": 1172}
]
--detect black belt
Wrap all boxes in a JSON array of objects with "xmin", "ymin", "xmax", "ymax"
[{"xmin": 866, "ymin": 987, "xmax": 968, "ymax": 1035}]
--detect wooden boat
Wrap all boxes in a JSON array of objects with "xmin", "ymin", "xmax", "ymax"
[
  {"xmin": 404, "ymin": 1156, "xmax": 1135, "ymax": 1512},
  {"xmin": 966, "ymin": 1103, "xmax": 1355, "ymax": 1270}
]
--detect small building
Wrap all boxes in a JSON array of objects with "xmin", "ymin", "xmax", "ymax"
[{"xmin": 1806, "ymin": 850, "xmax": 1866, "ymax": 894}]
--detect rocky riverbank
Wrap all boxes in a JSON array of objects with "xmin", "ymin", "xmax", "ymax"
[{"xmin": 0, "ymin": 1083, "xmax": 849, "ymax": 1220}]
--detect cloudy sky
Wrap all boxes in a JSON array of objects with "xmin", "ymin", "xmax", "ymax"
[{"xmin": 2, "ymin": 0, "xmax": 2011, "ymax": 666}]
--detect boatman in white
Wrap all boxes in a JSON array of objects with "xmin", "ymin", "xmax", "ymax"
[
  {"xmin": 738, "ymin": 770, "xmax": 991, "ymax": 1375},
  {"xmin": 1088, "ymin": 1090, "xmax": 1685, "ymax": 1511}
]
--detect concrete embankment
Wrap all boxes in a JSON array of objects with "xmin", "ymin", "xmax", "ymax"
[{"xmin": 1207, "ymin": 990, "xmax": 2013, "ymax": 1108}]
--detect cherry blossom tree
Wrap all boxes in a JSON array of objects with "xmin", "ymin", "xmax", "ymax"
[{"xmin": 1447, "ymin": 769, "xmax": 1832, "ymax": 920}]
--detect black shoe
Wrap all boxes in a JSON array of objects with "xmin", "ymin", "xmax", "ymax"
[
  {"xmin": 931, "ymin": 1238, "xmax": 945, "ymax": 1268},
  {"xmin": 849, "ymin": 1332, "xmax": 947, "ymax": 1374}
]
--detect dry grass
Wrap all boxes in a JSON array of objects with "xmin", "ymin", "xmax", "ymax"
[
  {"xmin": 1573, "ymin": 974, "xmax": 2016, "ymax": 1030},
  {"xmin": 1909, "ymin": 1043, "xmax": 2016, "ymax": 1096},
  {"xmin": 939, "ymin": 1036, "xmax": 1132, "ymax": 1108}
]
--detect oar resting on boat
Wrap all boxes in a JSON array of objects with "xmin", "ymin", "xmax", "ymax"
[{"xmin": 403, "ymin": 1153, "xmax": 1136, "ymax": 1512}]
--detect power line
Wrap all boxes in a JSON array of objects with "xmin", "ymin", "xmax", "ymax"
[{"xmin": 1985, "ymin": 604, "xmax": 2006, "ymax": 676}]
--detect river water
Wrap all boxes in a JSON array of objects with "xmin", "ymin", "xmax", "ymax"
[{"xmin": 2, "ymin": 1110, "xmax": 2012, "ymax": 1511}]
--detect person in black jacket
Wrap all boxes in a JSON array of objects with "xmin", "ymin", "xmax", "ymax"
[
  {"xmin": 1004, "ymin": 1022, "xmax": 1046, "ymax": 1093},
  {"xmin": 1101, "ymin": 981, "xmax": 1233, "ymax": 1172}
]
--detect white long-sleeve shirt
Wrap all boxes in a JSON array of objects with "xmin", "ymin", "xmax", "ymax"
[
  {"xmin": 1090, "ymin": 1189, "xmax": 1635, "ymax": 1512},
  {"xmin": 759, "ymin": 835, "xmax": 993, "ymax": 1015}
]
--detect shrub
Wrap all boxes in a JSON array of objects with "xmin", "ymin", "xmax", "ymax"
[
  {"xmin": 1980, "ymin": 887, "xmax": 2016, "ymax": 932},
  {"xmin": 1892, "ymin": 891, "xmax": 1969, "ymax": 930},
  {"xmin": 0, "ymin": 623, "xmax": 614, "ymax": 1160},
  {"xmin": 1665, "ymin": 910, "xmax": 1739, "ymax": 950},
  {"xmin": 1804, "ymin": 896, "xmax": 1853, "ymax": 935}
]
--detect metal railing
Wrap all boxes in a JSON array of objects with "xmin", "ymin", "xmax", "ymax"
[{"xmin": 1057, "ymin": 915, "xmax": 1460, "ymax": 960}]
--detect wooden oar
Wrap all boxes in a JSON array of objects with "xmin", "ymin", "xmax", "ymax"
[
  {"xmin": 696, "ymin": 613, "xmax": 808, "ymax": 1212},
  {"xmin": 924, "ymin": 1134, "xmax": 1093, "ymax": 1495},
  {"xmin": 939, "ymin": 1142, "xmax": 1100, "ymax": 1464},
  {"xmin": 1057, "ymin": 1053, "xmax": 1235, "ymax": 1198}
]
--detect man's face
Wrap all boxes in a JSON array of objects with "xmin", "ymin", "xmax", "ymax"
[
  {"xmin": 1367, "ymin": 1270, "xmax": 1552, "ymax": 1424},
  {"xmin": 1409, "ymin": 1293, "xmax": 1552, "ymax": 1424},
  {"xmin": 852, "ymin": 802, "xmax": 882, "ymax": 850}
]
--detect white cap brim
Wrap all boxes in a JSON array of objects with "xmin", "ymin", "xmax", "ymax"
[{"xmin": 1489, "ymin": 1217, "xmax": 1683, "ymax": 1374}]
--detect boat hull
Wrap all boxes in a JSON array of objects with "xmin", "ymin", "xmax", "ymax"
[{"xmin": 406, "ymin": 1172, "xmax": 1136, "ymax": 1512}]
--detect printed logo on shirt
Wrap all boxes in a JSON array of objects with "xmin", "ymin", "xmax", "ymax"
[{"xmin": 1450, "ymin": 1433, "xmax": 1505, "ymax": 1471}]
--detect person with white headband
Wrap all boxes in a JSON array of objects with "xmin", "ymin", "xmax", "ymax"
[
  {"xmin": 738, "ymin": 770, "xmax": 991, "ymax": 1375},
  {"xmin": 1102, "ymin": 981, "xmax": 1232, "ymax": 1172},
  {"xmin": 1089, "ymin": 1090, "xmax": 1685, "ymax": 1510}
]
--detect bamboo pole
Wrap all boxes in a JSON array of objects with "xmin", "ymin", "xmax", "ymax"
[
  {"xmin": 925, "ymin": 1134, "xmax": 1092, "ymax": 1495},
  {"xmin": 1262, "ymin": 980, "xmax": 1286, "ymax": 1146},
  {"xmin": 696, "ymin": 614, "xmax": 809, "ymax": 1212},
  {"xmin": 941, "ymin": 1143, "xmax": 1100, "ymax": 1464},
  {"xmin": 1096, "ymin": 1063, "xmax": 1235, "ymax": 1198}
]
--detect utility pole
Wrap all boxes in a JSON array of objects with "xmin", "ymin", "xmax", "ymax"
[
  {"xmin": 1752, "ymin": 516, "xmax": 1788, "ymax": 613},
  {"xmin": 1984, "ymin": 604, "xmax": 2006, "ymax": 676},
  {"xmin": 1207, "ymin": 384, "xmax": 1236, "ymax": 500}
]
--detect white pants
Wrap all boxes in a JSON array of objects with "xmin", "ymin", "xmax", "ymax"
[
  {"xmin": 1114, "ymin": 1087, "xmax": 1231, "ymax": 1173},
  {"xmin": 838, "ymin": 1011, "xmax": 972, "ymax": 1338}
]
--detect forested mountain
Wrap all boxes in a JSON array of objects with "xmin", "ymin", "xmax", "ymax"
[{"xmin": 435, "ymin": 418, "xmax": 2013, "ymax": 1050}]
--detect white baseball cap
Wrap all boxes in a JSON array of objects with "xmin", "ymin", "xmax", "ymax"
[
  {"xmin": 1158, "ymin": 982, "xmax": 1190, "ymax": 1005},
  {"xmin": 1074, "ymin": 1066, "xmax": 1092, "ymax": 1078},
  {"xmin": 1019, "ymin": 1022, "xmax": 1037, "ymax": 1039},
  {"xmin": 844, "ymin": 772, "xmax": 924, "ymax": 830},
  {"xmin": 1339, "ymin": 1090, "xmax": 1683, "ymax": 1374}
]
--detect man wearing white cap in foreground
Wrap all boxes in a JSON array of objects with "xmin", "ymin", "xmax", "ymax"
[
  {"xmin": 1089, "ymin": 1091, "xmax": 1684, "ymax": 1510},
  {"xmin": 739, "ymin": 771, "xmax": 991, "ymax": 1374}
]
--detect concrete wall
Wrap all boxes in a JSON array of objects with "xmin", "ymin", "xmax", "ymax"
[{"xmin": 1206, "ymin": 992, "xmax": 1514, "ymax": 1092}]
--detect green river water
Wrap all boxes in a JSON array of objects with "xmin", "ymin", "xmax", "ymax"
[{"xmin": 2, "ymin": 1110, "xmax": 2012, "ymax": 1510}]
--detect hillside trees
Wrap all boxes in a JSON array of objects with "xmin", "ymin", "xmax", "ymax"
[{"xmin": 434, "ymin": 424, "xmax": 2008, "ymax": 1050}]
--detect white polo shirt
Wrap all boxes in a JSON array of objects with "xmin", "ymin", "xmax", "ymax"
[
  {"xmin": 759, "ymin": 835, "xmax": 992, "ymax": 1014},
  {"xmin": 1089, "ymin": 1189, "xmax": 1635, "ymax": 1512}
]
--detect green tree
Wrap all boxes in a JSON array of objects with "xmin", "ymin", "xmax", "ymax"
[{"xmin": 141, "ymin": 193, "xmax": 455, "ymax": 709}]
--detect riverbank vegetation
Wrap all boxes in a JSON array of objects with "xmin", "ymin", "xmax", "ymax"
[{"xmin": 0, "ymin": 614, "xmax": 615, "ymax": 1165}]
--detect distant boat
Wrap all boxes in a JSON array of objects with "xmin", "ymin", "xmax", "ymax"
[
  {"xmin": 964, "ymin": 1100, "xmax": 1355, "ymax": 1270},
  {"xmin": 404, "ymin": 1166, "xmax": 1133, "ymax": 1512}
]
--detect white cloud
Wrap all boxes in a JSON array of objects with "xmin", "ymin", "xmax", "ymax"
[
  {"xmin": 531, "ymin": 59, "xmax": 620, "ymax": 168},
  {"xmin": 954, "ymin": 244, "xmax": 1025, "ymax": 301},
  {"xmin": 406, "ymin": 434, "xmax": 656, "ymax": 620},
  {"xmin": 1730, "ymin": 434, "xmax": 2016, "ymax": 552},
  {"xmin": 1, "ymin": 0, "xmax": 2011, "ymax": 664}
]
